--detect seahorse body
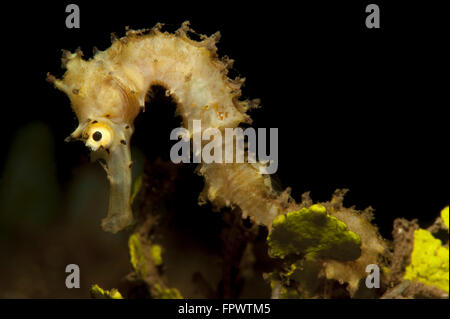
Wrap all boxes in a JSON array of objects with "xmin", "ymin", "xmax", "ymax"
[
  {"xmin": 48, "ymin": 23, "xmax": 389, "ymax": 297},
  {"xmin": 48, "ymin": 22, "xmax": 290, "ymax": 233}
]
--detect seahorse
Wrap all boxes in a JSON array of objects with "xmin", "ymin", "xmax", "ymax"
[
  {"xmin": 47, "ymin": 23, "xmax": 388, "ymax": 296},
  {"xmin": 48, "ymin": 22, "xmax": 292, "ymax": 233}
]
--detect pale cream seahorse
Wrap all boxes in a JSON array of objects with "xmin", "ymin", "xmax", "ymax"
[{"xmin": 48, "ymin": 22, "xmax": 292, "ymax": 233}]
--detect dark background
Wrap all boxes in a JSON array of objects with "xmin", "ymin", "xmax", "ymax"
[{"xmin": 0, "ymin": 1, "xmax": 447, "ymax": 297}]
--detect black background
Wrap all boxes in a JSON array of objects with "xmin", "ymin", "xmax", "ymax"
[{"xmin": 0, "ymin": 0, "xmax": 448, "ymax": 239}]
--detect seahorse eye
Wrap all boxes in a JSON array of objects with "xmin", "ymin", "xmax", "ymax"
[
  {"xmin": 84, "ymin": 122, "xmax": 114, "ymax": 151},
  {"xmin": 93, "ymin": 131, "xmax": 102, "ymax": 141}
]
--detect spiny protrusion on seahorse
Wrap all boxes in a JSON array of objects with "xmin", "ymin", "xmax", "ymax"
[
  {"xmin": 198, "ymin": 162, "xmax": 294, "ymax": 227},
  {"xmin": 47, "ymin": 21, "xmax": 287, "ymax": 233}
]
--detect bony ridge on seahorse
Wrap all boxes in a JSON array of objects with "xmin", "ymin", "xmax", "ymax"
[{"xmin": 47, "ymin": 22, "xmax": 291, "ymax": 233}]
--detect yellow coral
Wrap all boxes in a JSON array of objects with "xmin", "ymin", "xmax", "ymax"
[
  {"xmin": 154, "ymin": 283, "xmax": 183, "ymax": 299},
  {"xmin": 404, "ymin": 229, "xmax": 449, "ymax": 293},
  {"xmin": 128, "ymin": 233, "xmax": 147, "ymax": 277},
  {"xmin": 151, "ymin": 244, "xmax": 163, "ymax": 266},
  {"xmin": 268, "ymin": 204, "xmax": 362, "ymax": 261},
  {"xmin": 441, "ymin": 206, "xmax": 449, "ymax": 229},
  {"xmin": 90, "ymin": 284, "xmax": 123, "ymax": 299}
]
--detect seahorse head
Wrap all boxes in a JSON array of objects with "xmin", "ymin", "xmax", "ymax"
[{"xmin": 47, "ymin": 49, "xmax": 138, "ymax": 233}]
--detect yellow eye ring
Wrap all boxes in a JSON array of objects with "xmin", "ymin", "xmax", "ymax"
[{"xmin": 85, "ymin": 122, "xmax": 114, "ymax": 151}]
